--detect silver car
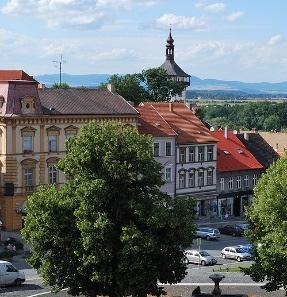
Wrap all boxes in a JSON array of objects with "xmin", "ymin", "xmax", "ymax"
[
  {"xmin": 185, "ymin": 250, "xmax": 217, "ymax": 266},
  {"xmin": 196, "ymin": 227, "xmax": 220, "ymax": 240},
  {"xmin": 221, "ymin": 246, "xmax": 253, "ymax": 262}
]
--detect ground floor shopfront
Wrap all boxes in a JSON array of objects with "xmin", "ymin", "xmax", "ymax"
[{"xmin": 194, "ymin": 190, "xmax": 253, "ymax": 219}]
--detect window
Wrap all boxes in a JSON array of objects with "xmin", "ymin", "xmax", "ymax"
[
  {"xmin": 48, "ymin": 135, "xmax": 58, "ymax": 153},
  {"xmin": 207, "ymin": 169, "xmax": 213, "ymax": 186},
  {"xmin": 6, "ymin": 265, "xmax": 18, "ymax": 273},
  {"xmin": 228, "ymin": 177, "xmax": 233, "ymax": 190},
  {"xmin": 252, "ymin": 174, "xmax": 258, "ymax": 186},
  {"xmin": 23, "ymin": 135, "xmax": 33, "ymax": 154},
  {"xmin": 48, "ymin": 165, "xmax": 57, "ymax": 184},
  {"xmin": 244, "ymin": 175, "xmax": 249, "ymax": 187},
  {"xmin": 165, "ymin": 142, "xmax": 172, "ymax": 156},
  {"xmin": 207, "ymin": 146, "xmax": 214, "ymax": 161},
  {"xmin": 179, "ymin": 147, "xmax": 186, "ymax": 163},
  {"xmin": 236, "ymin": 176, "xmax": 242, "ymax": 189},
  {"xmin": 188, "ymin": 171, "xmax": 195, "ymax": 187},
  {"xmin": 220, "ymin": 178, "xmax": 225, "ymax": 191},
  {"xmin": 23, "ymin": 168, "xmax": 33, "ymax": 192},
  {"xmin": 198, "ymin": 146, "xmax": 205, "ymax": 162},
  {"xmin": 188, "ymin": 147, "xmax": 195, "ymax": 162},
  {"xmin": 198, "ymin": 171, "xmax": 204, "ymax": 187},
  {"xmin": 165, "ymin": 166, "xmax": 172, "ymax": 182},
  {"xmin": 179, "ymin": 172, "xmax": 186, "ymax": 189},
  {"xmin": 153, "ymin": 142, "xmax": 160, "ymax": 157}
]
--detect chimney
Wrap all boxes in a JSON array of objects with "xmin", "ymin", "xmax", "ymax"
[
  {"xmin": 107, "ymin": 83, "xmax": 116, "ymax": 93},
  {"xmin": 275, "ymin": 143, "xmax": 279, "ymax": 152},
  {"xmin": 224, "ymin": 127, "xmax": 228, "ymax": 139},
  {"xmin": 244, "ymin": 132, "xmax": 249, "ymax": 141},
  {"xmin": 169, "ymin": 102, "xmax": 173, "ymax": 112}
]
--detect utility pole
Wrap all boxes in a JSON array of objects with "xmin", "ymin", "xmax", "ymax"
[{"xmin": 53, "ymin": 54, "xmax": 66, "ymax": 85}]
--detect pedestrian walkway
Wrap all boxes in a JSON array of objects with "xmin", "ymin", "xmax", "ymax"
[{"xmin": 195, "ymin": 216, "xmax": 246, "ymax": 227}]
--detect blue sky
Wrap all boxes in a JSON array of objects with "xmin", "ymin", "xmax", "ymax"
[{"xmin": 0, "ymin": 0, "xmax": 286, "ymax": 82}]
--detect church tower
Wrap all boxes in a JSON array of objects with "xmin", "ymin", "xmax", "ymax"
[{"xmin": 160, "ymin": 29, "xmax": 191, "ymax": 101}]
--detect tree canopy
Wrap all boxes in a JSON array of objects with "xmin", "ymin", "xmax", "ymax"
[
  {"xmin": 245, "ymin": 155, "xmax": 287, "ymax": 293},
  {"xmin": 200, "ymin": 101, "xmax": 287, "ymax": 131},
  {"xmin": 22, "ymin": 122, "xmax": 195, "ymax": 297},
  {"xmin": 103, "ymin": 68, "xmax": 185, "ymax": 104}
]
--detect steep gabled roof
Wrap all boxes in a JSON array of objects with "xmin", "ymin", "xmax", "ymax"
[
  {"xmin": 211, "ymin": 130, "xmax": 263, "ymax": 172},
  {"xmin": 237, "ymin": 132, "xmax": 279, "ymax": 168},
  {"xmin": 137, "ymin": 102, "xmax": 217, "ymax": 144}
]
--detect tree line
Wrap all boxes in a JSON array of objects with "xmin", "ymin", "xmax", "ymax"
[{"xmin": 200, "ymin": 101, "xmax": 287, "ymax": 131}]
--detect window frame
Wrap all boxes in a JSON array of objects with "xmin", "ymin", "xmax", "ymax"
[
  {"xmin": 198, "ymin": 146, "xmax": 205, "ymax": 162},
  {"xmin": 188, "ymin": 170, "xmax": 195, "ymax": 188},
  {"xmin": 188, "ymin": 146, "xmax": 195, "ymax": 162},
  {"xmin": 207, "ymin": 169, "xmax": 213, "ymax": 186},
  {"xmin": 252, "ymin": 174, "xmax": 258, "ymax": 186},
  {"xmin": 220, "ymin": 177, "xmax": 225, "ymax": 191},
  {"xmin": 198, "ymin": 170, "xmax": 204, "ymax": 187},
  {"xmin": 165, "ymin": 142, "xmax": 172, "ymax": 157},
  {"xmin": 48, "ymin": 164, "xmax": 58, "ymax": 184},
  {"xmin": 244, "ymin": 175, "xmax": 249, "ymax": 187},
  {"xmin": 178, "ymin": 171, "xmax": 186, "ymax": 189},
  {"xmin": 236, "ymin": 176, "xmax": 242, "ymax": 189},
  {"xmin": 179, "ymin": 147, "xmax": 186, "ymax": 163},
  {"xmin": 164, "ymin": 166, "xmax": 172, "ymax": 182},
  {"xmin": 153, "ymin": 142, "xmax": 160, "ymax": 157},
  {"xmin": 207, "ymin": 145, "xmax": 214, "ymax": 161},
  {"xmin": 228, "ymin": 177, "xmax": 234, "ymax": 190}
]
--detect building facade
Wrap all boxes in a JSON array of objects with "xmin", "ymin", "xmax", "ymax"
[
  {"xmin": 137, "ymin": 102, "xmax": 218, "ymax": 216},
  {"xmin": 0, "ymin": 71, "xmax": 139, "ymax": 231},
  {"xmin": 211, "ymin": 129, "xmax": 264, "ymax": 217}
]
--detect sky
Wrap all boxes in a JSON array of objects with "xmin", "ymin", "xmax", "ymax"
[{"xmin": 0, "ymin": 0, "xmax": 287, "ymax": 82}]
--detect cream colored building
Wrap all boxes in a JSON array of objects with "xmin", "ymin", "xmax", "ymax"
[{"xmin": 0, "ymin": 71, "xmax": 138, "ymax": 231}]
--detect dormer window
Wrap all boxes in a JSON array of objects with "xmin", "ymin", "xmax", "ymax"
[{"xmin": 21, "ymin": 96, "xmax": 35, "ymax": 114}]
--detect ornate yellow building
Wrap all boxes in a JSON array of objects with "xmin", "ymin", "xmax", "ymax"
[{"xmin": 0, "ymin": 71, "xmax": 138, "ymax": 231}]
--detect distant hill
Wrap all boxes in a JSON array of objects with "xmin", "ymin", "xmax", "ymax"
[
  {"xmin": 36, "ymin": 73, "xmax": 110, "ymax": 87},
  {"xmin": 35, "ymin": 73, "xmax": 287, "ymax": 94}
]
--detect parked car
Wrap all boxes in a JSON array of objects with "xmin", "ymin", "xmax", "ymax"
[
  {"xmin": 185, "ymin": 250, "xmax": 217, "ymax": 266},
  {"xmin": 237, "ymin": 244, "xmax": 254, "ymax": 254},
  {"xmin": 237, "ymin": 223, "xmax": 249, "ymax": 231},
  {"xmin": 218, "ymin": 225, "xmax": 244, "ymax": 236},
  {"xmin": 0, "ymin": 260, "xmax": 25, "ymax": 286},
  {"xmin": 195, "ymin": 228, "xmax": 220, "ymax": 240},
  {"xmin": 221, "ymin": 246, "xmax": 253, "ymax": 262}
]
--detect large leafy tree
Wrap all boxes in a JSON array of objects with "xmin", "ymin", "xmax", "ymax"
[
  {"xmin": 245, "ymin": 156, "xmax": 287, "ymax": 293},
  {"xmin": 103, "ymin": 68, "xmax": 185, "ymax": 104},
  {"xmin": 22, "ymin": 122, "xmax": 195, "ymax": 297}
]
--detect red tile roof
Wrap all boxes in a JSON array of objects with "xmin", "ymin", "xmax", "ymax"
[
  {"xmin": 136, "ymin": 104, "xmax": 177, "ymax": 137},
  {"xmin": 0, "ymin": 70, "xmax": 37, "ymax": 82},
  {"xmin": 211, "ymin": 130, "xmax": 263, "ymax": 172},
  {"xmin": 136, "ymin": 102, "xmax": 217, "ymax": 143}
]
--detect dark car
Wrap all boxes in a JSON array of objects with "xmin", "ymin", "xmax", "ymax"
[{"xmin": 218, "ymin": 225, "xmax": 244, "ymax": 236}]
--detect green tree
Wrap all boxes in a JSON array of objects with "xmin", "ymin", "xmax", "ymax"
[
  {"xmin": 263, "ymin": 115, "xmax": 281, "ymax": 131},
  {"xmin": 141, "ymin": 68, "xmax": 185, "ymax": 102},
  {"xmin": 245, "ymin": 156, "xmax": 287, "ymax": 293},
  {"xmin": 22, "ymin": 122, "xmax": 195, "ymax": 297},
  {"xmin": 102, "ymin": 74, "xmax": 147, "ymax": 105},
  {"xmin": 103, "ymin": 68, "xmax": 185, "ymax": 104},
  {"xmin": 52, "ymin": 82, "xmax": 70, "ymax": 89}
]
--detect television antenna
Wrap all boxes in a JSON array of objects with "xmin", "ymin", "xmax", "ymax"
[{"xmin": 52, "ymin": 54, "xmax": 66, "ymax": 85}]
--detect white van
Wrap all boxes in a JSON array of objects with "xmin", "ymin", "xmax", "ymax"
[{"xmin": 0, "ymin": 260, "xmax": 25, "ymax": 286}]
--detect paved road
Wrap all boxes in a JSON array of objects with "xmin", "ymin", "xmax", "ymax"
[{"xmin": 0, "ymin": 234, "xmax": 284, "ymax": 296}]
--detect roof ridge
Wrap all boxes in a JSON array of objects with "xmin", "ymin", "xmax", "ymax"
[{"xmin": 150, "ymin": 104, "xmax": 178, "ymax": 135}]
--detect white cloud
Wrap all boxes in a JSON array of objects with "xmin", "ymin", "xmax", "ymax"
[
  {"xmin": 89, "ymin": 48, "xmax": 137, "ymax": 62},
  {"xmin": 156, "ymin": 13, "xmax": 208, "ymax": 30},
  {"xmin": 195, "ymin": 1, "xmax": 226, "ymax": 13},
  {"xmin": 1, "ymin": 0, "xmax": 161, "ymax": 29},
  {"xmin": 226, "ymin": 11, "xmax": 244, "ymax": 22},
  {"xmin": 268, "ymin": 34, "xmax": 283, "ymax": 46}
]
